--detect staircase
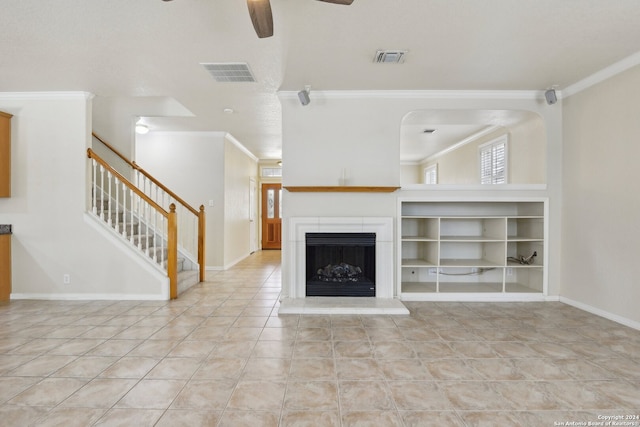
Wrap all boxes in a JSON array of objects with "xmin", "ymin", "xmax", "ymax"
[
  {"xmin": 94, "ymin": 194, "xmax": 200, "ymax": 295},
  {"xmin": 88, "ymin": 133, "xmax": 205, "ymax": 299}
]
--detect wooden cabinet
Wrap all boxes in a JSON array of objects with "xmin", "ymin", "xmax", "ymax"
[
  {"xmin": 0, "ymin": 111, "xmax": 12, "ymax": 197},
  {"xmin": 399, "ymin": 200, "xmax": 547, "ymax": 300},
  {"xmin": 0, "ymin": 234, "xmax": 10, "ymax": 301}
]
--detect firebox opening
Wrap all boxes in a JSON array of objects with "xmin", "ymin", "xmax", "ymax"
[{"xmin": 305, "ymin": 232, "xmax": 376, "ymax": 297}]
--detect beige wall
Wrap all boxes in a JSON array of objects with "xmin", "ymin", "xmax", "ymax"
[
  {"xmin": 223, "ymin": 136, "xmax": 258, "ymax": 268},
  {"xmin": 562, "ymin": 64, "xmax": 640, "ymax": 325},
  {"xmin": 423, "ymin": 116, "xmax": 546, "ymax": 185}
]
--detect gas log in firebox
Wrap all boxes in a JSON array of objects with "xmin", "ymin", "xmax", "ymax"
[{"xmin": 305, "ymin": 232, "xmax": 376, "ymax": 297}]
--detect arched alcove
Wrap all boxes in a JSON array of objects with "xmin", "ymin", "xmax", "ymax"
[{"xmin": 400, "ymin": 109, "xmax": 546, "ymax": 186}]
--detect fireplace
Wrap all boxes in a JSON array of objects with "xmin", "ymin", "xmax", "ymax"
[{"xmin": 305, "ymin": 232, "xmax": 376, "ymax": 297}]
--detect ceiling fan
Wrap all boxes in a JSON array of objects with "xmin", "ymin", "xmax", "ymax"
[{"xmin": 247, "ymin": 0, "xmax": 354, "ymax": 38}]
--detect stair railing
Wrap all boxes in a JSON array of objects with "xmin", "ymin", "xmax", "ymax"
[
  {"xmin": 92, "ymin": 133, "xmax": 205, "ymax": 284},
  {"xmin": 87, "ymin": 148, "xmax": 180, "ymax": 298}
]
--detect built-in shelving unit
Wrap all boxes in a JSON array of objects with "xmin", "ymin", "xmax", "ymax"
[{"xmin": 398, "ymin": 199, "xmax": 547, "ymax": 300}]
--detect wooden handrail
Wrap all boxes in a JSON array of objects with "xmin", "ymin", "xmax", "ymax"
[
  {"xmin": 92, "ymin": 132, "xmax": 199, "ymax": 216},
  {"xmin": 87, "ymin": 148, "xmax": 168, "ymax": 216},
  {"xmin": 88, "ymin": 148, "xmax": 179, "ymax": 299}
]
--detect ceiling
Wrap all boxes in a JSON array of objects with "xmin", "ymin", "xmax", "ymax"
[{"xmin": 2, "ymin": 0, "xmax": 640, "ymax": 160}]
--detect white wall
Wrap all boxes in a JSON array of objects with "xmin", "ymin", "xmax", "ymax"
[
  {"xmin": 135, "ymin": 131, "xmax": 258, "ymax": 270},
  {"xmin": 0, "ymin": 93, "xmax": 167, "ymax": 299},
  {"xmin": 562, "ymin": 65, "xmax": 640, "ymax": 325},
  {"xmin": 135, "ymin": 131, "xmax": 226, "ymax": 267},
  {"xmin": 280, "ymin": 91, "xmax": 563, "ymax": 298}
]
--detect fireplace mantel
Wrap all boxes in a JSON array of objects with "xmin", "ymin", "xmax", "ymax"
[{"xmin": 284, "ymin": 186, "xmax": 400, "ymax": 193}]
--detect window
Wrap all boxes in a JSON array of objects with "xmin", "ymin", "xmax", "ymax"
[
  {"xmin": 261, "ymin": 167, "xmax": 282, "ymax": 178},
  {"xmin": 479, "ymin": 136, "xmax": 508, "ymax": 184},
  {"xmin": 424, "ymin": 164, "xmax": 438, "ymax": 184}
]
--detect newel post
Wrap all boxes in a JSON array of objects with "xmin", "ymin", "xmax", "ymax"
[
  {"xmin": 168, "ymin": 203, "xmax": 178, "ymax": 299},
  {"xmin": 198, "ymin": 205, "xmax": 206, "ymax": 282}
]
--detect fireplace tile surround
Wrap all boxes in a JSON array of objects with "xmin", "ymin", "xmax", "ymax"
[{"xmin": 279, "ymin": 217, "xmax": 409, "ymax": 315}]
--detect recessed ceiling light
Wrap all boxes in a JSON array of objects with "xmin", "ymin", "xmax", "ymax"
[{"xmin": 223, "ymin": 108, "xmax": 234, "ymax": 114}]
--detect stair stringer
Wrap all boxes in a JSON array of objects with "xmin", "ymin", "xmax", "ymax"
[{"xmin": 83, "ymin": 212, "xmax": 170, "ymax": 300}]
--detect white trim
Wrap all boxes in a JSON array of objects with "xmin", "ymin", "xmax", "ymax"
[
  {"xmin": 400, "ymin": 184, "xmax": 547, "ymax": 191},
  {"xmin": 401, "ymin": 293, "xmax": 559, "ymax": 302},
  {"xmin": 560, "ymin": 297, "xmax": 640, "ymax": 331},
  {"xmin": 223, "ymin": 252, "xmax": 252, "ymax": 270},
  {"xmin": 278, "ymin": 90, "xmax": 541, "ymax": 101},
  {"xmin": 225, "ymin": 133, "xmax": 259, "ymax": 162},
  {"xmin": 10, "ymin": 293, "xmax": 168, "ymax": 301},
  {"xmin": 286, "ymin": 217, "xmax": 394, "ymax": 300},
  {"xmin": 0, "ymin": 91, "xmax": 94, "ymax": 100},
  {"xmin": 563, "ymin": 50, "xmax": 640, "ymax": 98}
]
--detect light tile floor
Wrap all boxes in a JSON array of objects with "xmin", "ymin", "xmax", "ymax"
[{"xmin": 1, "ymin": 250, "xmax": 639, "ymax": 426}]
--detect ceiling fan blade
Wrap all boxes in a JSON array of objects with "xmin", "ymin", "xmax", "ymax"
[
  {"xmin": 317, "ymin": 0, "xmax": 354, "ymax": 4},
  {"xmin": 246, "ymin": 0, "xmax": 274, "ymax": 38}
]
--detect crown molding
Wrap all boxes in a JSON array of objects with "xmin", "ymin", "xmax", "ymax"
[
  {"xmin": 225, "ymin": 133, "xmax": 259, "ymax": 162},
  {"xmin": 563, "ymin": 50, "xmax": 640, "ymax": 98},
  {"xmin": 0, "ymin": 91, "xmax": 94, "ymax": 101},
  {"xmin": 278, "ymin": 90, "xmax": 541, "ymax": 100}
]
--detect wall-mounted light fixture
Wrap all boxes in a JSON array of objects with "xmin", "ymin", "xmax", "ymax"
[
  {"xmin": 298, "ymin": 85, "xmax": 311, "ymax": 106},
  {"xmin": 544, "ymin": 89, "xmax": 557, "ymax": 105},
  {"xmin": 135, "ymin": 120, "xmax": 149, "ymax": 134}
]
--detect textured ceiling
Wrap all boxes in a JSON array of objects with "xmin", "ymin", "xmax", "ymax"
[{"xmin": 1, "ymin": 0, "xmax": 640, "ymax": 159}]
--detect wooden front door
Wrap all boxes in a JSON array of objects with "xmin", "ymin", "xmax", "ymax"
[{"xmin": 261, "ymin": 183, "xmax": 282, "ymax": 250}]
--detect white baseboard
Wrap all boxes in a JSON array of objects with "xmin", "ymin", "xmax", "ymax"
[
  {"xmin": 11, "ymin": 293, "xmax": 168, "ymax": 301},
  {"xmin": 560, "ymin": 296, "xmax": 640, "ymax": 331}
]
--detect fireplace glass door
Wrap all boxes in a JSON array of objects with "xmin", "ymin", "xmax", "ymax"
[{"xmin": 305, "ymin": 232, "xmax": 376, "ymax": 297}]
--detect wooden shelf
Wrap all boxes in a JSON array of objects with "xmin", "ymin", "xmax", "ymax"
[{"xmin": 284, "ymin": 186, "xmax": 400, "ymax": 193}]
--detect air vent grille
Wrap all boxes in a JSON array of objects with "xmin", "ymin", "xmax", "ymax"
[
  {"xmin": 201, "ymin": 62, "xmax": 256, "ymax": 82},
  {"xmin": 374, "ymin": 50, "xmax": 407, "ymax": 63}
]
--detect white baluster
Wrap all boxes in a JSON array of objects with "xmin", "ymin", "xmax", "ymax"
[
  {"xmin": 145, "ymin": 202, "xmax": 150, "ymax": 257},
  {"xmin": 114, "ymin": 175, "xmax": 119, "ymax": 231},
  {"xmin": 152, "ymin": 209, "xmax": 158, "ymax": 263},
  {"xmin": 121, "ymin": 183, "xmax": 127, "ymax": 237},
  {"xmin": 107, "ymin": 171, "xmax": 113, "ymax": 226},
  {"xmin": 160, "ymin": 214, "xmax": 165, "ymax": 270},
  {"xmin": 130, "ymin": 190, "xmax": 135, "ymax": 245},
  {"xmin": 137, "ymin": 195, "xmax": 142, "ymax": 250},
  {"xmin": 99, "ymin": 165, "xmax": 105, "ymax": 220},
  {"xmin": 92, "ymin": 159, "xmax": 98, "ymax": 215}
]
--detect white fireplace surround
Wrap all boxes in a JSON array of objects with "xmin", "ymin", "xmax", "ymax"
[{"xmin": 284, "ymin": 217, "xmax": 395, "ymax": 299}]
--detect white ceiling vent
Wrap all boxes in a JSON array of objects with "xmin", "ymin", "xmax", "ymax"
[
  {"xmin": 201, "ymin": 62, "xmax": 256, "ymax": 82},
  {"xmin": 374, "ymin": 50, "xmax": 407, "ymax": 64}
]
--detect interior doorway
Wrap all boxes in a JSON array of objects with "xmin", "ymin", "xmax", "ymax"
[{"xmin": 261, "ymin": 183, "xmax": 282, "ymax": 250}]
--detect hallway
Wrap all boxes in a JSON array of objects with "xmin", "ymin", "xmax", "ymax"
[{"xmin": 0, "ymin": 250, "xmax": 639, "ymax": 426}]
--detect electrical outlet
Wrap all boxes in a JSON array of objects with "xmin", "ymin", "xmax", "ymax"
[
  {"xmin": 506, "ymin": 268, "xmax": 513, "ymax": 276},
  {"xmin": 471, "ymin": 267, "xmax": 479, "ymax": 274},
  {"xmin": 428, "ymin": 268, "xmax": 437, "ymax": 276},
  {"xmin": 63, "ymin": 274, "xmax": 71, "ymax": 284}
]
